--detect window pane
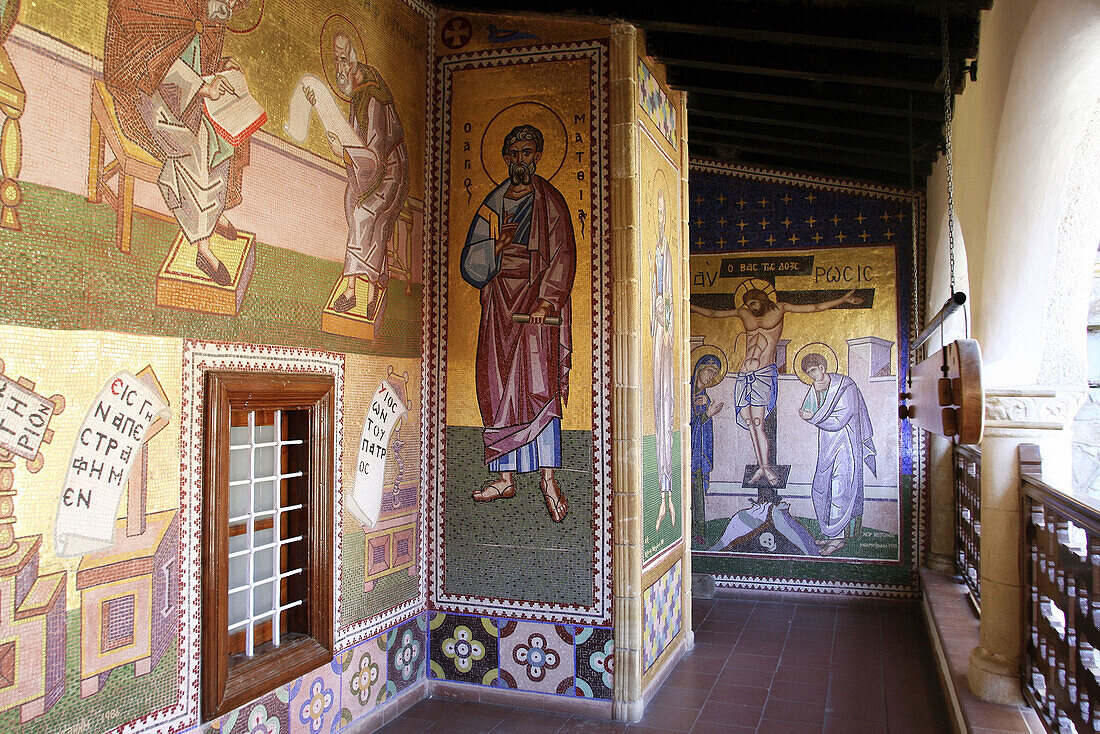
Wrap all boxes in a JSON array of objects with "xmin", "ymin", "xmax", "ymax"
[
  {"xmin": 254, "ymin": 480, "xmax": 275, "ymax": 513},
  {"xmin": 229, "ymin": 554, "xmax": 248, "ymax": 588},
  {"xmin": 253, "ymin": 580, "xmax": 275, "ymax": 615},
  {"xmin": 228, "ymin": 483, "xmax": 249, "ymax": 518},
  {"xmin": 228, "ymin": 588, "xmax": 247, "ymax": 628},
  {"xmin": 229, "ymin": 446, "xmax": 250, "ymax": 483},
  {"xmin": 254, "ymin": 445, "xmax": 275, "ymax": 477},
  {"xmin": 254, "ymin": 547, "xmax": 275, "ymax": 582},
  {"xmin": 229, "ymin": 425, "xmax": 249, "ymax": 447},
  {"xmin": 255, "ymin": 527, "xmax": 274, "ymax": 550},
  {"xmin": 254, "ymin": 422, "xmax": 275, "ymax": 445},
  {"xmin": 228, "ymin": 532, "xmax": 248, "ymax": 556}
]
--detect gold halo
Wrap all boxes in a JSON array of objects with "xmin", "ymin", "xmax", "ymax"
[
  {"xmin": 226, "ymin": 0, "xmax": 265, "ymax": 34},
  {"xmin": 319, "ymin": 14, "xmax": 365, "ymax": 103},
  {"xmin": 480, "ymin": 102, "xmax": 567, "ymax": 186},
  {"xmin": 792, "ymin": 342, "xmax": 839, "ymax": 385},
  {"xmin": 732, "ymin": 277, "xmax": 776, "ymax": 308},
  {"xmin": 649, "ymin": 167, "xmax": 670, "ymax": 235},
  {"xmin": 690, "ymin": 345, "xmax": 728, "ymax": 389}
]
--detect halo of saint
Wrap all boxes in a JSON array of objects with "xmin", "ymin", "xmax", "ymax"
[
  {"xmin": 226, "ymin": 0, "xmax": 265, "ymax": 33},
  {"xmin": 690, "ymin": 344, "xmax": 728, "ymax": 389},
  {"xmin": 319, "ymin": 14, "xmax": 365, "ymax": 102},
  {"xmin": 649, "ymin": 166, "xmax": 670, "ymax": 234},
  {"xmin": 480, "ymin": 101, "xmax": 567, "ymax": 185},
  {"xmin": 793, "ymin": 342, "xmax": 840, "ymax": 385}
]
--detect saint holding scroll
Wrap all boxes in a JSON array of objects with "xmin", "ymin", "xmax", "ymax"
[
  {"xmin": 286, "ymin": 32, "xmax": 409, "ymax": 313},
  {"xmin": 459, "ymin": 124, "xmax": 576, "ymax": 523}
]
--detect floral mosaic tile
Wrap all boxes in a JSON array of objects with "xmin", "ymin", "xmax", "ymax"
[
  {"xmin": 286, "ymin": 664, "xmax": 340, "ymax": 734},
  {"xmin": 339, "ymin": 634, "xmax": 388, "ymax": 724},
  {"xmin": 497, "ymin": 621, "xmax": 575, "ymax": 696},
  {"xmin": 204, "ymin": 689, "xmax": 290, "ymax": 734},
  {"xmin": 386, "ymin": 614, "xmax": 427, "ymax": 697},
  {"xmin": 574, "ymin": 626, "xmax": 613, "ymax": 700},
  {"xmin": 428, "ymin": 612, "xmax": 499, "ymax": 686}
]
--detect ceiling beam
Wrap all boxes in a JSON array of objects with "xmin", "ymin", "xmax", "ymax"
[
  {"xmin": 688, "ymin": 124, "xmax": 935, "ymax": 162},
  {"xmin": 676, "ymin": 83, "xmax": 944, "ymax": 122},
  {"xmin": 657, "ymin": 56, "xmax": 938, "ymax": 93},
  {"xmin": 685, "ymin": 106, "xmax": 938, "ymax": 145},
  {"xmin": 691, "ymin": 132, "xmax": 924, "ymax": 175}
]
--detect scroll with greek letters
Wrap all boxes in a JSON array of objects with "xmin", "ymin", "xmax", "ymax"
[
  {"xmin": 347, "ymin": 380, "xmax": 408, "ymax": 527},
  {"xmin": 55, "ymin": 371, "xmax": 170, "ymax": 557}
]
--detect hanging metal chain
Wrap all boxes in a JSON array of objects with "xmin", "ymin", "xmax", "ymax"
[{"xmin": 941, "ymin": 7, "xmax": 957, "ymax": 297}]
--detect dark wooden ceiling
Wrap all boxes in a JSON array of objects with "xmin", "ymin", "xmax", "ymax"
[{"xmin": 436, "ymin": 0, "xmax": 991, "ymax": 189}]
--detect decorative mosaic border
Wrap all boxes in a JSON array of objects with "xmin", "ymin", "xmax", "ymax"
[
  {"xmin": 686, "ymin": 158, "xmax": 927, "ymax": 598},
  {"xmin": 637, "ymin": 58, "xmax": 677, "ymax": 150},
  {"xmin": 428, "ymin": 41, "xmax": 612, "ymax": 625}
]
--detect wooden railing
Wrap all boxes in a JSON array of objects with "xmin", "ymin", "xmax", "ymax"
[
  {"xmin": 954, "ymin": 441, "xmax": 982, "ymax": 610},
  {"xmin": 1021, "ymin": 444, "xmax": 1100, "ymax": 734}
]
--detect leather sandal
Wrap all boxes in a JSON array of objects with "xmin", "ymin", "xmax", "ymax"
[
  {"xmin": 540, "ymin": 477, "xmax": 567, "ymax": 523},
  {"xmin": 472, "ymin": 483, "xmax": 515, "ymax": 501}
]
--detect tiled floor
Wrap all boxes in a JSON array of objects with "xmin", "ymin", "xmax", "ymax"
[{"xmin": 375, "ymin": 596, "xmax": 953, "ymax": 733}]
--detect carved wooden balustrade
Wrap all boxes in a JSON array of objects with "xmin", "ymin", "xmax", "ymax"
[
  {"xmin": 1021, "ymin": 444, "xmax": 1100, "ymax": 734},
  {"xmin": 954, "ymin": 441, "xmax": 982, "ymax": 610}
]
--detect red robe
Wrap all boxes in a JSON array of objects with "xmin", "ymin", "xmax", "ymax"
[{"xmin": 461, "ymin": 175, "xmax": 577, "ymax": 463}]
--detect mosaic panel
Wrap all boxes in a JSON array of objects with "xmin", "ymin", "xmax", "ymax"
[
  {"xmin": 638, "ymin": 116, "xmax": 685, "ymax": 567},
  {"xmin": 385, "ymin": 615, "xmax": 427, "ymax": 698},
  {"xmin": 431, "ymin": 39, "xmax": 611, "ymax": 626},
  {"xmin": 637, "ymin": 58, "xmax": 676, "ymax": 150},
  {"xmin": 337, "ymin": 635, "xmax": 388, "ymax": 724},
  {"xmin": 573, "ymin": 626, "xmax": 613, "ymax": 701},
  {"xmin": 688, "ymin": 160, "xmax": 924, "ymax": 596},
  {"xmin": 427, "ymin": 612, "xmax": 499, "ymax": 686},
  {"xmin": 497, "ymin": 620, "xmax": 575, "ymax": 696},
  {"xmin": 642, "ymin": 560, "xmax": 682, "ymax": 671}
]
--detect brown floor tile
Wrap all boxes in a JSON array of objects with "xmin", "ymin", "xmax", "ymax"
[
  {"xmin": 823, "ymin": 717, "xmax": 887, "ymax": 733},
  {"xmin": 763, "ymin": 697, "xmax": 826, "ymax": 725},
  {"xmin": 715, "ymin": 665, "xmax": 776, "ymax": 688},
  {"xmin": 725, "ymin": 652, "xmax": 781, "ymax": 672},
  {"xmin": 705, "ymin": 683, "xmax": 769, "ymax": 707},
  {"xmin": 649, "ymin": 681, "xmax": 711, "ymax": 710},
  {"xmin": 556, "ymin": 716, "xmax": 628, "ymax": 733},
  {"xmin": 756, "ymin": 717, "xmax": 822, "ymax": 733},
  {"xmin": 662, "ymin": 667, "xmax": 719, "ymax": 691},
  {"xmin": 694, "ymin": 630, "xmax": 740, "ymax": 646},
  {"xmin": 373, "ymin": 718, "xmax": 433, "ymax": 734},
  {"xmin": 632, "ymin": 703, "xmax": 697, "ymax": 732},
  {"xmin": 770, "ymin": 677, "xmax": 828, "ymax": 704},
  {"xmin": 781, "ymin": 649, "xmax": 830, "ymax": 669},
  {"xmin": 401, "ymin": 698, "xmax": 460, "ymax": 722},
  {"xmin": 825, "ymin": 690, "xmax": 888, "ymax": 721},
  {"xmin": 491, "ymin": 708, "xmax": 574, "ymax": 734},
  {"xmin": 696, "ymin": 699, "xmax": 764, "ymax": 727},
  {"xmin": 673, "ymin": 653, "xmax": 727, "ymax": 674},
  {"xmin": 773, "ymin": 663, "xmax": 830, "ymax": 686}
]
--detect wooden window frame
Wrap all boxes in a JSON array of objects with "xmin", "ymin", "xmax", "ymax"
[{"xmin": 202, "ymin": 371, "xmax": 334, "ymax": 720}]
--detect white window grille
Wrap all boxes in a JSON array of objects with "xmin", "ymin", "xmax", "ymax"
[{"xmin": 226, "ymin": 409, "xmax": 305, "ymax": 657}]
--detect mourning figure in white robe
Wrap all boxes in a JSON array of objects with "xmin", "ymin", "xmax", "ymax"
[{"xmin": 798, "ymin": 352, "xmax": 876, "ymax": 557}]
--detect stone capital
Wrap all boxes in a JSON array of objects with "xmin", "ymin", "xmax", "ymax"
[{"xmin": 984, "ymin": 387, "xmax": 1084, "ymax": 432}]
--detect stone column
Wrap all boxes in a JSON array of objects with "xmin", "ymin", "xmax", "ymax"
[
  {"xmin": 926, "ymin": 432, "xmax": 955, "ymax": 574},
  {"xmin": 967, "ymin": 387, "xmax": 1082, "ymax": 703},
  {"xmin": 609, "ymin": 22, "xmax": 644, "ymax": 723}
]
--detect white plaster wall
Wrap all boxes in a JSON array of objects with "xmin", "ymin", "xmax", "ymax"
[{"xmin": 927, "ymin": 0, "xmax": 1100, "ymax": 389}]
